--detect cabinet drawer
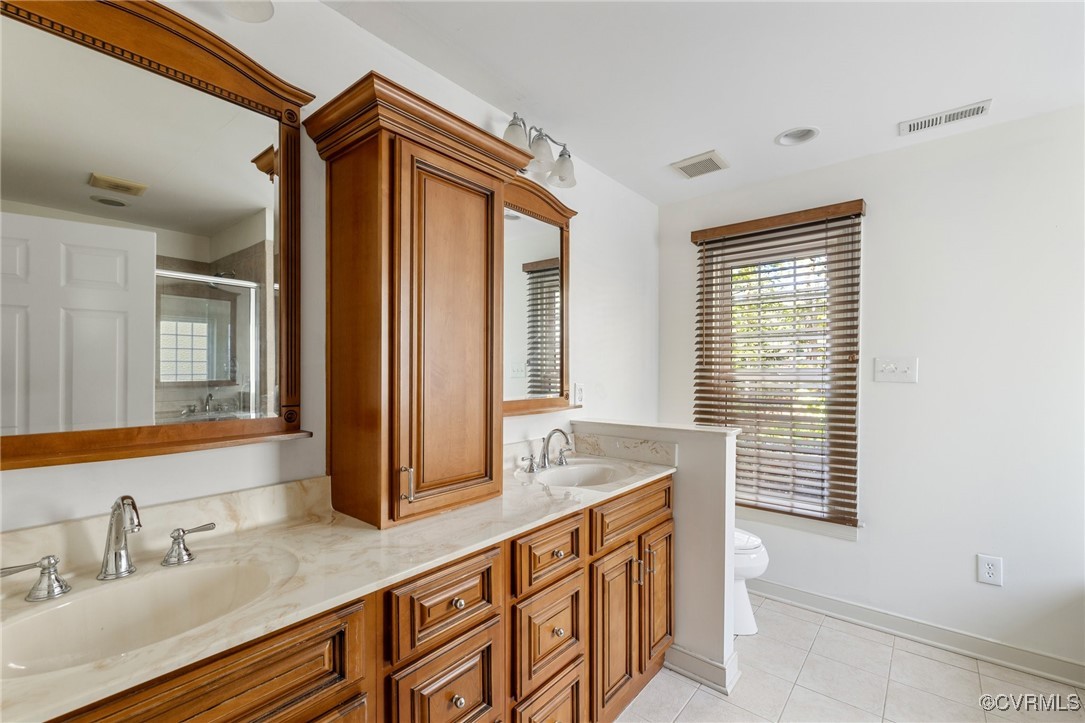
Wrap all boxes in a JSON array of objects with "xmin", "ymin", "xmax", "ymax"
[
  {"xmin": 390, "ymin": 547, "xmax": 503, "ymax": 664},
  {"xmin": 63, "ymin": 600, "xmax": 369, "ymax": 723},
  {"xmin": 390, "ymin": 616, "xmax": 505, "ymax": 723},
  {"xmin": 512, "ymin": 658, "xmax": 587, "ymax": 723},
  {"xmin": 309, "ymin": 693, "xmax": 368, "ymax": 722},
  {"xmin": 512, "ymin": 570, "xmax": 586, "ymax": 699},
  {"xmin": 513, "ymin": 514, "xmax": 584, "ymax": 597},
  {"xmin": 589, "ymin": 477, "xmax": 672, "ymax": 554}
]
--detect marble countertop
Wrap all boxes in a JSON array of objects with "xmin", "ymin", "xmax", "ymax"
[{"xmin": 0, "ymin": 455, "xmax": 675, "ymax": 721}]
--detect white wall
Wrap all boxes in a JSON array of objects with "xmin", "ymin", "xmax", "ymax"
[
  {"xmin": 0, "ymin": 1, "xmax": 659, "ymax": 530},
  {"xmin": 0, "ymin": 199, "xmax": 210, "ymax": 261},
  {"xmin": 658, "ymin": 107, "xmax": 1085, "ymax": 666}
]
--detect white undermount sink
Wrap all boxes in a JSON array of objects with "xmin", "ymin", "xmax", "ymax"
[
  {"xmin": 1, "ymin": 550, "xmax": 296, "ymax": 679},
  {"xmin": 518, "ymin": 456, "xmax": 634, "ymax": 488}
]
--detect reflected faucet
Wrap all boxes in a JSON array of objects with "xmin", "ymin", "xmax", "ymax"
[
  {"xmin": 540, "ymin": 428, "xmax": 571, "ymax": 470},
  {"xmin": 98, "ymin": 495, "xmax": 142, "ymax": 580}
]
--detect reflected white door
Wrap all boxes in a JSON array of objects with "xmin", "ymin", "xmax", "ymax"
[{"xmin": 1, "ymin": 212, "xmax": 155, "ymax": 434}]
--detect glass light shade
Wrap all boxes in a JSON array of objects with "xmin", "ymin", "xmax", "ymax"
[
  {"xmin": 502, "ymin": 117, "xmax": 530, "ymax": 151},
  {"xmin": 527, "ymin": 132, "xmax": 555, "ymax": 172},
  {"xmin": 547, "ymin": 149, "xmax": 576, "ymax": 188}
]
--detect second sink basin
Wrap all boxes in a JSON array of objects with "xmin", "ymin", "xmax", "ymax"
[
  {"xmin": 525, "ymin": 457, "xmax": 635, "ymax": 488},
  {"xmin": 2, "ymin": 551, "xmax": 295, "ymax": 679}
]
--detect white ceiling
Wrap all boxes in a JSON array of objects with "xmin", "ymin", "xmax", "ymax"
[
  {"xmin": 1, "ymin": 17, "xmax": 277, "ymax": 237},
  {"xmin": 325, "ymin": 1, "xmax": 1084, "ymax": 205}
]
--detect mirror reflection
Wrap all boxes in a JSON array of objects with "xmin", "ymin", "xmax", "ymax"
[
  {"xmin": 0, "ymin": 16, "xmax": 279, "ymax": 435},
  {"xmin": 503, "ymin": 210, "xmax": 562, "ymax": 400}
]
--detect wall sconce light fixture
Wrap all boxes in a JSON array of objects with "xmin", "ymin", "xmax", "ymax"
[{"xmin": 502, "ymin": 112, "xmax": 577, "ymax": 189}]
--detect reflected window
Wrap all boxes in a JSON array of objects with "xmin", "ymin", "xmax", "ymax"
[
  {"xmin": 159, "ymin": 319, "xmax": 211, "ymax": 382},
  {"xmin": 525, "ymin": 258, "xmax": 561, "ymax": 397}
]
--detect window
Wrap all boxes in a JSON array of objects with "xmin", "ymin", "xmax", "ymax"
[
  {"xmin": 524, "ymin": 258, "xmax": 562, "ymax": 397},
  {"xmin": 159, "ymin": 319, "xmax": 211, "ymax": 382},
  {"xmin": 693, "ymin": 201, "xmax": 864, "ymax": 526}
]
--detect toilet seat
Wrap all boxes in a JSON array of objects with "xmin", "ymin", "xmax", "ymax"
[{"xmin": 734, "ymin": 528, "xmax": 763, "ymax": 551}]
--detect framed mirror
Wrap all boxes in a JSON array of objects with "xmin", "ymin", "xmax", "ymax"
[
  {"xmin": 0, "ymin": 1, "xmax": 313, "ymax": 469},
  {"xmin": 503, "ymin": 176, "xmax": 577, "ymax": 416}
]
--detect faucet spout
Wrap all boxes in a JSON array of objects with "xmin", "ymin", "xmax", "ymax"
[
  {"xmin": 540, "ymin": 428, "xmax": 571, "ymax": 469},
  {"xmin": 98, "ymin": 495, "xmax": 141, "ymax": 580}
]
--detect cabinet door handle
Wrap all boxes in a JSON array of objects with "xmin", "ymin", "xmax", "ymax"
[
  {"xmin": 553, "ymin": 549, "xmax": 565, "ymax": 560},
  {"xmin": 553, "ymin": 627, "xmax": 566, "ymax": 639},
  {"xmin": 647, "ymin": 548, "xmax": 657, "ymax": 574},
  {"xmin": 634, "ymin": 558, "xmax": 644, "ymax": 586},
  {"xmin": 451, "ymin": 694, "xmax": 466, "ymax": 709},
  {"xmin": 399, "ymin": 466, "xmax": 415, "ymax": 502},
  {"xmin": 451, "ymin": 597, "xmax": 467, "ymax": 610}
]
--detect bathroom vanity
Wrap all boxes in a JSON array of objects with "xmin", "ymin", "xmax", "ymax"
[{"xmin": 0, "ymin": 458, "xmax": 675, "ymax": 722}]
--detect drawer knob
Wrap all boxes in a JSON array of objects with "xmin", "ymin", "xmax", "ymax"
[
  {"xmin": 553, "ymin": 549, "xmax": 566, "ymax": 560},
  {"xmin": 451, "ymin": 597, "xmax": 467, "ymax": 610},
  {"xmin": 452, "ymin": 694, "xmax": 467, "ymax": 709},
  {"xmin": 554, "ymin": 627, "xmax": 566, "ymax": 638}
]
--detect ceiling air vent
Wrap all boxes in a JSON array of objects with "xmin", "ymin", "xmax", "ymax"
[
  {"xmin": 898, "ymin": 99, "xmax": 992, "ymax": 136},
  {"xmin": 87, "ymin": 172, "xmax": 148, "ymax": 197},
  {"xmin": 670, "ymin": 150, "xmax": 729, "ymax": 180}
]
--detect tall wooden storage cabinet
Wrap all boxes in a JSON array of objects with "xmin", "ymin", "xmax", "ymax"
[{"xmin": 304, "ymin": 73, "xmax": 531, "ymax": 528}]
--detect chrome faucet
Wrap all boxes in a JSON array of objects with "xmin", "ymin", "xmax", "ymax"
[
  {"xmin": 98, "ymin": 495, "xmax": 142, "ymax": 580},
  {"xmin": 540, "ymin": 428, "xmax": 571, "ymax": 469},
  {"xmin": 203, "ymin": 393, "xmax": 214, "ymax": 413}
]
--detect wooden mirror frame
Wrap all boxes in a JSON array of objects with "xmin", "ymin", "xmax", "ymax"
[
  {"xmin": 0, "ymin": 0, "xmax": 314, "ymax": 469},
  {"xmin": 503, "ymin": 176, "xmax": 578, "ymax": 416}
]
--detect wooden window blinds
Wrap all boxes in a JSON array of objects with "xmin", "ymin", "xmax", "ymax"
[
  {"xmin": 693, "ymin": 200, "xmax": 865, "ymax": 526},
  {"xmin": 525, "ymin": 258, "xmax": 562, "ymax": 397}
]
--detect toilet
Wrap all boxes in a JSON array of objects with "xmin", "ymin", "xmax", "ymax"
[{"xmin": 733, "ymin": 528, "xmax": 770, "ymax": 635}]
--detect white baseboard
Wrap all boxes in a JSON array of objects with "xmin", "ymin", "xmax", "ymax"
[
  {"xmin": 749, "ymin": 579, "xmax": 1085, "ymax": 688},
  {"xmin": 665, "ymin": 645, "xmax": 742, "ymax": 695}
]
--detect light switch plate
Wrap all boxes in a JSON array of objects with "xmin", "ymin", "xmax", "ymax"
[
  {"xmin": 573, "ymin": 383, "xmax": 584, "ymax": 405},
  {"xmin": 874, "ymin": 357, "xmax": 919, "ymax": 383}
]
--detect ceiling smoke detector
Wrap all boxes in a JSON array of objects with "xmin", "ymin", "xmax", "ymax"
[
  {"xmin": 670, "ymin": 150, "xmax": 729, "ymax": 180},
  {"xmin": 88, "ymin": 172, "xmax": 148, "ymax": 197},
  {"xmin": 898, "ymin": 99, "xmax": 992, "ymax": 136}
]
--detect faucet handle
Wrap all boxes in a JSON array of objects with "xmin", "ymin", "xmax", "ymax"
[
  {"xmin": 557, "ymin": 446, "xmax": 573, "ymax": 465},
  {"xmin": 1, "ymin": 555, "xmax": 72, "ymax": 602},
  {"xmin": 161, "ymin": 522, "xmax": 217, "ymax": 566},
  {"xmin": 521, "ymin": 454, "xmax": 539, "ymax": 473}
]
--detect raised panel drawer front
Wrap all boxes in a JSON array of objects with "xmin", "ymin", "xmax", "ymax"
[
  {"xmin": 308, "ymin": 693, "xmax": 368, "ymax": 722},
  {"xmin": 391, "ymin": 616, "xmax": 505, "ymax": 723},
  {"xmin": 512, "ymin": 658, "xmax": 587, "ymax": 723},
  {"xmin": 512, "ymin": 570, "xmax": 587, "ymax": 698},
  {"xmin": 513, "ymin": 514, "xmax": 584, "ymax": 598},
  {"xmin": 61, "ymin": 600, "xmax": 369, "ymax": 722},
  {"xmin": 391, "ymin": 547, "xmax": 503, "ymax": 664},
  {"xmin": 589, "ymin": 477, "xmax": 673, "ymax": 555}
]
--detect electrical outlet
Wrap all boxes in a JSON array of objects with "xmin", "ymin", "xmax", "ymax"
[
  {"xmin": 573, "ymin": 383, "xmax": 584, "ymax": 405},
  {"xmin": 977, "ymin": 554, "xmax": 1004, "ymax": 586},
  {"xmin": 874, "ymin": 356, "xmax": 919, "ymax": 383}
]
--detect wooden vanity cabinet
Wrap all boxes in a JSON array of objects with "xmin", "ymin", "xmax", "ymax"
[
  {"xmin": 587, "ymin": 477, "xmax": 675, "ymax": 723},
  {"xmin": 508, "ymin": 512, "xmax": 590, "ymax": 723},
  {"xmin": 381, "ymin": 547, "xmax": 507, "ymax": 723},
  {"xmin": 303, "ymin": 73, "xmax": 531, "ymax": 529},
  {"xmin": 57, "ymin": 597, "xmax": 376, "ymax": 723}
]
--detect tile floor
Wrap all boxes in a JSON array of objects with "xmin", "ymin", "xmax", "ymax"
[{"xmin": 619, "ymin": 594, "xmax": 1085, "ymax": 723}]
